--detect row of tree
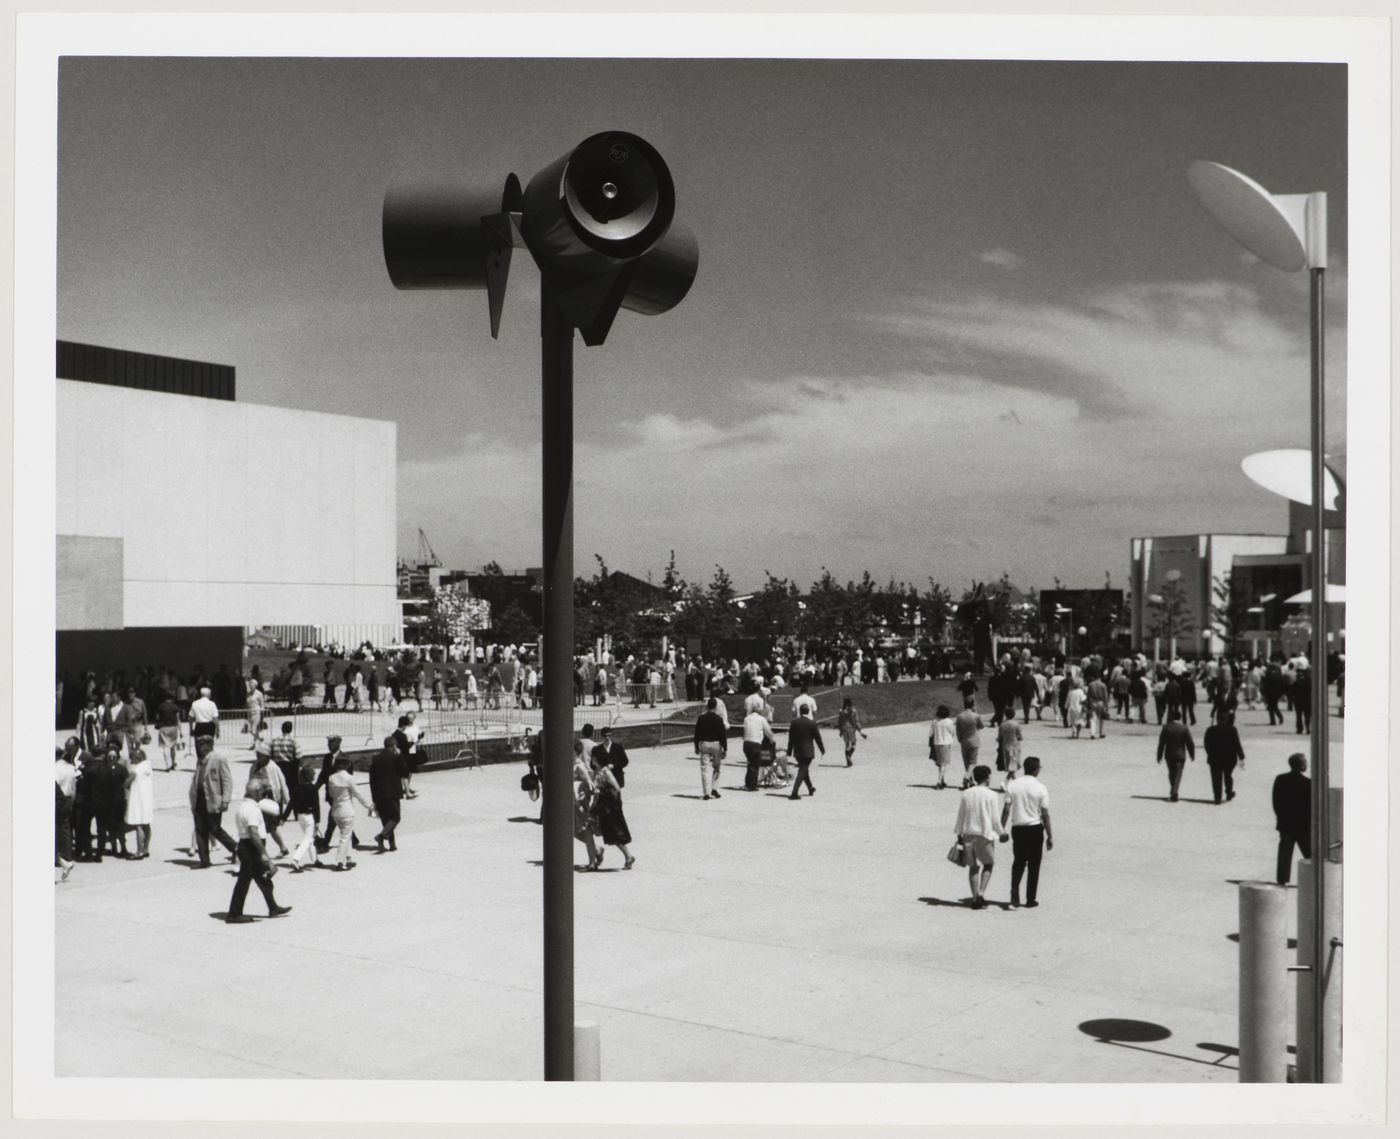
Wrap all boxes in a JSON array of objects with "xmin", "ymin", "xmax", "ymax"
[{"xmin": 423, "ymin": 550, "xmax": 1265, "ymax": 660}]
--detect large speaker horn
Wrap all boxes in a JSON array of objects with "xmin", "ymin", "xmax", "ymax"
[{"xmin": 520, "ymin": 131, "xmax": 676, "ymax": 276}]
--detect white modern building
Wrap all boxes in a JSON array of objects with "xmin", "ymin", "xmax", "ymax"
[{"xmin": 55, "ymin": 342, "xmax": 401, "ymax": 675}]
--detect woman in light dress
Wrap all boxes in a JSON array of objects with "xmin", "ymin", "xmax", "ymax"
[
  {"xmin": 325, "ymin": 755, "xmax": 372, "ymax": 871},
  {"xmin": 123, "ymin": 746, "xmax": 155, "ymax": 859},
  {"xmin": 928, "ymin": 704, "xmax": 956, "ymax": 789},
  {"xmin": 572, "ymin": 740, "xmax": 601, "ymax": 870}
]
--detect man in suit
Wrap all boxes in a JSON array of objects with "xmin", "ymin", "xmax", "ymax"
[
  {"xmin": 1272, "ymin": 752, "xmax": 1312, "ymax": 885},
  {"xmin": 786, "ymin": 706, "xmax": 825, "ymax": 800},
  {"xmin": 369, "ymin": 734, "xmax": 405, "ymax": 852},
  {"xmin": 1155, "ymin": 708, "xmax": 1195, "ymax": 802},
  {"xmin": 592, "ymin": 726, "xmax": 629, "ymax": 789},
  {"xmin": 189, "ymin": 735, "xmax": 237, "ymax": 867}
]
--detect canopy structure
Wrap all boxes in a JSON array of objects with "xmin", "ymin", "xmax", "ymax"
[{"xmin": 1283, "ymin": 585, "xmax": 1347, "ymax": 605}]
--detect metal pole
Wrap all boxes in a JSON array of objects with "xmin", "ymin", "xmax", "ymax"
[
  {"xmin": 1238, "ymin": 881, "xmax": 1288, "ymax": 1082},
  {"xmin": 1307, "ymin": 265, "xmax": 1331, "ymax": 1083},
  {"xmin": 540, "ymin": 280, "xmax": 576, "ymax": 1081}
]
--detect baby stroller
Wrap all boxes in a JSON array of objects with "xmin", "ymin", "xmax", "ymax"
[{"xmin": 757, "ymin": 742, "xmax": 789, "ymax": 789}]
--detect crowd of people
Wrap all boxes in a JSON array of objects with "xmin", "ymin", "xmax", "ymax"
[
  {"xmin": 55, "ymin": 687, "xmax": 430, "ymax": 920},
  {"xmin": 57, "ymin": 640, "xmax": 1336, "ymax": 915}
]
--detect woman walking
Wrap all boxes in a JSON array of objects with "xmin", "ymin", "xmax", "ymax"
[
  {"xmin": 123, "ymin": 745, "xmax": 154, "ymax": 859},
  {"xmin": 837, "ymin": 697, "xmax": 868, "ymax": 767},
  {"xmin": 572, "ymin": 740, "xmax": 601, "ymax": 870},
  {"xmin": 928, "ymin": 704, "xmax": 956, "ymax": 789},
  {"xmin": 325, "ymin": 755, "xmax": 372, "ymax": 871},
  {"xmin": 588, "ymin": 748, "xmax": 635, "ymax": 870}
]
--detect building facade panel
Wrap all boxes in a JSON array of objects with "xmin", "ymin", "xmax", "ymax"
[{"xmin": 57, "ymin": 379, "xmax": 399, "ymax": 634}]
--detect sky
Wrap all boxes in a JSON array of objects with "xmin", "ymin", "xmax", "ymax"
[{"xmin": 56, "ymin": 55, "xmax": 1349, "ymax": 596}]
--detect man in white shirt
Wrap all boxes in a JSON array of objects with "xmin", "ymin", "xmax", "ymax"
[
  {"xmin": 226, "ymin": 789, "xmax": 291, "ymax": 924},
  {"xmin": 953, "ymin": 764, "xmax": 1009, "ymax": 909},
  {"xmin": 791, "ymin": 684, "xmax": 817, "ymax": 720},
  {"xmin": 1001, "ymin": 756, "xmax": 1054, "ymax": 909},
  {"xmin": 189, "ymin": 686, "xmax": 220, "ymax": 743}
]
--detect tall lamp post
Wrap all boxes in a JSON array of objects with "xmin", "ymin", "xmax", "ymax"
[
  {"xmin": 382, "ymin": 131, "xmax": 699, "ymax": 1079},
  {"xmin": 1189, "ymin": 161, "xmax": 1336, "ymax": 1082}
]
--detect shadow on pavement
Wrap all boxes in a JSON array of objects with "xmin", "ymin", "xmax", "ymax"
[
  {"xmin": 1078, "ymin": 1018, "xmax": 1239, "ymax": 1071},
  {"xmin": 1129, "ymin": 795, "xmax": 1218, "ymax": 805},
  {"xmin": 670, "ymin": 794, "xmax": 707, "ymax": 800},
  {"xmin": 918, "ymin": 896, "xmax": 1011, "ymax": 911},
  {"xmin": 907, "ymin": 783, "xmax": 950, "ymax": 790},
  {"xmin": 506, "ymin": 816, "xmax": 539, "ymax": 824}
]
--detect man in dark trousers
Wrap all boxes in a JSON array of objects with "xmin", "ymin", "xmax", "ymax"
[
  {"xmin": 1203, "ymin": 710, "xmax": 1246, "ymax": 804},
  {"xmin": 1155, "ymin": 708, "xmax": 1195, "ymax": 802},
  {"xmin": 1001, "ymin": 755, "xmax": 1053, "ymax": 908},
  {"xmin": 189, "ymin": 736, "xmax": 237, "ymax": 867},
  {"xmin": 592, "ymin": 726, "xmax": 629, "ymax": 789},
  {"xmin": 786, "ymin": 706, "xmax": 825, "ymax": 800},
  {"xmin": 1272, "ymin": 752, "xmax": 1312, "ymax": 885},
  {"xmin": 1292, "ymin": 665, "xmax": 1313, "ymax": 735},
  {"xmin": 369, "ymin": 734, "xmax": 404, "ymax": 853},
  {"xmin": 226, "ymin": 787, "xmax": 291, "ymax": 924}
]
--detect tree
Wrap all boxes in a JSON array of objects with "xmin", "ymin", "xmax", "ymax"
[
  {"xmin": 740, "ymin": 572, "xmax": 802, "ymax": 642},
  {"xmin": 423, "ymin": 585, "xmax": 491, "ymax": 646},
  {"xmin": 1146, "ymin": 577, "xmax": 1195, "ymax": 650},
  {"xmin": 804, "ymin": 568, "xmax": 846, "ymax": 648},
  {"xmin": 920, "ymin": 579, "xmax": 952, "ymax": 642},
  {"xmin": 1210, "ymin": 572, "xmax": 1252, "ymax": 655},
  {"xmin": 491, "ymin": 600, "xmax": 538, "ymax": 646}
]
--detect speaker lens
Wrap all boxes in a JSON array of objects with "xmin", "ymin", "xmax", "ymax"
[{"xmin": 564, "ymin": 135, "xmax": 663, "ymax": 242}]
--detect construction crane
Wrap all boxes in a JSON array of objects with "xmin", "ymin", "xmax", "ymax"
[{"xmin": 417, "ymin": 528, "xmax": 441, "ymax": 568}]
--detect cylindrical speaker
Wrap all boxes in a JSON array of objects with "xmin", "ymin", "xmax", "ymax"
[
  {"xmin": 382, "ymin": 180, "xmax": 502, "ymax": 290},
  {"xmin": 621, "ymin": 220, "xmax": 699, "ymax": 316},
  {"xmin": 521, "ymin": 131, "xmax": 676, "ymax": 276}
]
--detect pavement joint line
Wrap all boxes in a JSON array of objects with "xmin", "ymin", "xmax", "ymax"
[
  {"xmin": 61, "ymin": 903, "xmax": 556, "ymax": 999},
  {"xmin": 58, "ymin": 1011, "xmax": 318, "ymax": 1080},
  {"xmin": 572, "ymin": 996, "xmax": 921, "ymax": 1065}
]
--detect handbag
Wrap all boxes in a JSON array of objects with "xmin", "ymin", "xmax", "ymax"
[{"xmin": 946, "ymin": 841, "xmax": 967, "ymax": 867}]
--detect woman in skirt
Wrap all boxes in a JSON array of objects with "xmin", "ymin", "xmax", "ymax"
[
  {"xmin": 928, "ymin": 704, "xmax": 956, "ymax": 789},
  {"xmin": 588, "ymin": 748, "xmax": 635, "ymax": 870},
  {"xmin": 837, "ymin": 697, "xmax": 868, "ymax": 767}
]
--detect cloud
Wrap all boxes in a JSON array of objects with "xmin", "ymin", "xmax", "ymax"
[
  {"xmin": 978, "ymin": 247, "xmax": 1024, "ymax": 270},
  {"xmin": 400, "ymin": 275, "xmax": 1341, "ymax": 593}
]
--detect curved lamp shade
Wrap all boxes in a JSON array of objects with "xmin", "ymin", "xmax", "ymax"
[
  {"xmin": 1242, "ymin": 449, "xmax": 1343, "ymax": 510},
  {"xmin": 1188, "ymin": 161, "xmax": 1325, "ymax": 271},
  {"xmin": 1284, "ymin": 585, "xmax": 1346, "ymax": 605}
]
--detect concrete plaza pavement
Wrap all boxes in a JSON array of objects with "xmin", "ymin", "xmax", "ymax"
[{"xmin": 54, "ymin": 698, "xmax": 1343, "ymax": 1082}]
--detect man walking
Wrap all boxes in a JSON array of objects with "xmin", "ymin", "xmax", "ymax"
[
  {"xmin": 189, "ymin": 685, "xmax": 220, "ymax": 745},
  {"xmin": 1155, "ymin": 708, "xmax": 1196, "ymax": 802},
  {"xmin": 1203, "ymin": 710, "xmax": 1246, "ymax": 805},
  {"xmin": 786, "ymin": 705, "xmax": 825, "ymax": 799},
  {"xmin": 1086, "ymin": 672, "xmax": 1110, "ymax": 739},
  {"xmin": 692, "ymin": 697, "xmax": 729, "ymax": 801},
  {"xmin": 1001, "ymin": 756, "xmax": 1053, "ymax": 908},
  {"xmin": 1272, "ymin": 753, "xmax": 1312, "ymax": 885},
  {"xmin": 953, "ymin": 764, "xmax": 1009, "ymax": 909},
  {"xmin": 226, "ymin": 787, "xmax": 291, "ymax": 924},
  {"xmin": 369, "ymin": 734, "xmax": 404, "ymax": 852},
  {"xmin": 954, "ymin": 698, "xmax": 984, "ymax": 789},
  {"xmin": 189, "ymin": 735, "xmax": 237, "ymax": 867},
  {"xmin": 269, "ymin": 720, "xmax": 302, "ymax": 799}
]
